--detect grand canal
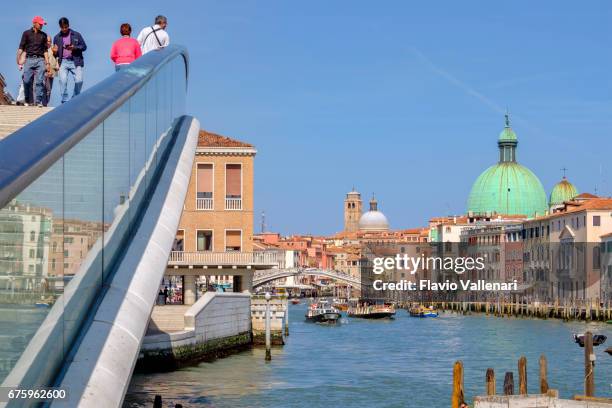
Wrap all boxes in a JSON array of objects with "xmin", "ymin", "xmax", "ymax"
[{"xmin": 125, "ymin": 303, "xmax": 612, "ymax": 407}]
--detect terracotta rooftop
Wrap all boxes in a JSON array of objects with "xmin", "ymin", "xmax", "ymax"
[
  {"xmin": 575, "ymin": 192, "xmax": 598, "ymax": 199},
  {"xmin": 548, "ymin": 197, "xmax": 612, "ymax": 218},
  {"xmin": 198, "ymin": 130, "xmax": 254, "ymax": 148}
]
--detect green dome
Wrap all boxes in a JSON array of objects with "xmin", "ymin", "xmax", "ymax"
[
  {"xmin": 468, "ymin": 163, "xmax": 548, "ymax": 217},
  {"xmin": 467, "ymin": 114, "xmax": 548, "ymax": 217},
  {"xmin": 499, "ymin": 127, "xmax": 517, "ymax": 141},
  {"xmin": 550, "ymin": 177, "xmax": 578, "ymax": 206}
]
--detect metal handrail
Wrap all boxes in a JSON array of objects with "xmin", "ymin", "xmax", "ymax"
[{"xmin": 0, "ymin": 45, "xmax": 189, "ymax": 209}]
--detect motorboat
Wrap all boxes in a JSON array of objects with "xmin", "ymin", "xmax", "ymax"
[
  {"xmin": 305, "ymin": 300, "xmax": 342, "ymax": 324},
  {"xmin": 409, "ymin": 304, "xmax": 438, "ymax": 318},
  {"xmin": 573, "ymin": 333, "xmax": 607, "ymax": 347}
]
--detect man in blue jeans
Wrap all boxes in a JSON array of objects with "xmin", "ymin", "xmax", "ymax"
[
  {"xmin": 17, "ymin": 16, "xmax": 51, "ymax": 106},
  {"xmin": 52, "ymin": 17, "xmax": 87, "ymax": 103}
]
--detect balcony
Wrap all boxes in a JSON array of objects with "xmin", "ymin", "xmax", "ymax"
[
  {"xmin": 168, "ymin": 250, "xmax": 284, "ymax": 269},
  {"xmin": 196, "ymin": 197, "xmax": 213, "ymax": 210},
  {"xmin": 225, "ymin": 197, "xmax": 242, "ymax": 210}
]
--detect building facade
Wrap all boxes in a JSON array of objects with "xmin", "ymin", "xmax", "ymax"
[{"xmin": 165, "ymin": 130, "xmax": 281, "ymax": 304}]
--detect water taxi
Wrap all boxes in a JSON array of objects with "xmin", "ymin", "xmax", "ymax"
[
  {"xmin": 305, "ymin": 300, "xmax": 342, "ymax": 324},
  {"xmin": 291, "ymin": 298, "xmax": 301, "ymax": 305},
  {"xmin": 347, "ymin": 300, "xmax": 396, "ymax": 319},
  {"xmin": 409, "ymin": 305, "xmax": 438, "ymax": 318}
]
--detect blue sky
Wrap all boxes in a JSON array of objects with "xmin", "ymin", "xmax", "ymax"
[{"xmin": 2, "ymin": 1, "xmax": 611, "ymax": 235}]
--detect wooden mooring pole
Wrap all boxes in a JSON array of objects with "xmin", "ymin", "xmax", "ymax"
[
  {"xmin": 518, "ymin": 356, "xmax": 527, "ymax": 395},
  {"xmin": 539, "ymin": 355, "xmax": 548, "ymax": 394},
  {"xmin": 486, "ymin": 368, "xmax": 496, "ymax": 396},
  {"xmin": 503, "ymin": 372, "xmax": 514, "ymax": 395},
  {"xmin": 452, "ymin": 361, "xmax": 465, "ymax": 408},
  {"xmin": 584, "ymin": 331, "xmax": 595, "ymax": 397}
]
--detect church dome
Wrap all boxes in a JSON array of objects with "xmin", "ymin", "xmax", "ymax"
[
  {"xmin": 467, "ymin": 114, "xmax": 548, "ymax": 217},
  {"xmin": 550, "ymin": 177, "xmax": 578, "ymax": 206},
  {"xmin": 359, "ymin": 197, "xmax": 389, "ymax": 231},
  {"xmin": 499, "ymin": 127, "xmax": 517, "ymax": 141}
]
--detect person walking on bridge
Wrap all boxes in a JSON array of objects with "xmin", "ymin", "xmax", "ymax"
[
  {"xmin": 43, "ymin": 36, "xmax": 59, "ymax": 106},
  {"xmin": 52, "ymin": 17, "xmax": 87, "ymax": 103},
  {"xmin": 137, "ymin": 15, "xmax": 169, "ymax": 54},
  {"xmin": 17, "ymin": 16, "xmax": 51, "ymax": 106},
  {"xmin": 110, "ymin": 23, "xmax": 141, "ymax": 71}
]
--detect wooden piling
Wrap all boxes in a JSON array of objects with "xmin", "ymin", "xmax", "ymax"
[
  {"xmin": 153, "ymin": 395, "xmax": 162, "ymax": 408},
  {"xmin": 452, "ymin": 361, "xmax": 465, "ymax": 408},
  {"xmin": 518, "ymin": 356, "xmax": 527, "ymax": 395},
  {"xmin": 539, "ymin": 355, "xmax": 548, "ymax": 394},
  {"xmin": 585, "ymin": 331, "xmax": 594, "ymax": 397},
  {"xmin": 486, "ymin": 368, "xmax": 496, "ymax": 396},
  {"xmin": 503, "ymin": 372, "xmax": 514, "ymax": 395}
]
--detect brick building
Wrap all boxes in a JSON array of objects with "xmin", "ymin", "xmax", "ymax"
[{"xmin": 165, "ymin": 130, "xmax": 281, "ymax": 304}]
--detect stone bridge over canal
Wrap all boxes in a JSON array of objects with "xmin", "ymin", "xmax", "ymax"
[{"xmin": 253, "ymin": 267, "xmax": 362, "ymax": 288}]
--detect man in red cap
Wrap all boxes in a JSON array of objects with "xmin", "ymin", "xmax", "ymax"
[{"xmin": 17, "ymin": 16, "xmax": 51, "ymax": 106}]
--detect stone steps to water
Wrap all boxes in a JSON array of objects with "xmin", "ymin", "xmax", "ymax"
[
  {"xmin": 147, "ymin": 305, "xmax": 190, "ymax": 334},
  {"xmin": 0, "ymin": 105, "xmax": 53, "ymax": 140}
]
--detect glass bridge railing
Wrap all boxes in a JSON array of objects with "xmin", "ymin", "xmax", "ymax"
[{"xmin": 0, "ymin": 45, "xmax": 188, "ymax": 389}]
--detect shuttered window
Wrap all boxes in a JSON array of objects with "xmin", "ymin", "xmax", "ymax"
[
  {"xmin": 197, "ymin": 164, "xmax": 213, "ymax": 198},
  {"xmin": 225, "ymin": 164, "xmax": 241, "ymax": 198},
  {"xmin": 225, "ymin": 230, "xmax": 241, "ymax": 251}
]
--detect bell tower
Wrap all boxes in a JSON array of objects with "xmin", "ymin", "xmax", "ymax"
[{"xmin": 344, "ymin": 188, "xmax": 362, "ymax": 232}]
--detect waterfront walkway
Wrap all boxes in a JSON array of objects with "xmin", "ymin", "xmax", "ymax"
[
  {"xmin": 138, "ymin": 293, "xmax": 252, "ymax": 372},
  {"xmin": 408, "ymin": 300, "xmax": 612, "ymax": 322}
]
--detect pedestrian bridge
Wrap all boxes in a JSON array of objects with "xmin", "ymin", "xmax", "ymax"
[
  {"xmin": 0, "ymin": 45, "xmax": 196, "ymax": 407},
  {"xmin": 253, "ymin": 267, "xmax": 362, "ymax": 288}
]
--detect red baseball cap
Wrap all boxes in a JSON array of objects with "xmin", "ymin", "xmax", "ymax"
[{"xmin": 32, "ymin": 16, "xmax": 47, "ymax": 26}]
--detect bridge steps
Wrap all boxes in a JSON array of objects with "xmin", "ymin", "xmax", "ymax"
[
  {"xmin": 147, "ymin": 305, "xmax": 190, "ymax": 334},
  {"xmin": 0, "ymin": 105, "xmax": 53, "ymax": 140}
]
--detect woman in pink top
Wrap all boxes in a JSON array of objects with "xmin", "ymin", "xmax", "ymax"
[{"xmin": 110, "ymin": 23, "xmax": 142, "ymax": 71}]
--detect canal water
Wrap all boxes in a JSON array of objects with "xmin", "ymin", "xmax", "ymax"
[
  {"xmin": 125, "ymin": 303, "xmax": 612, "ymax": 407},
  {"xmin": 0, "ymin": 305, "xmax": 48, "ymax": 382}
]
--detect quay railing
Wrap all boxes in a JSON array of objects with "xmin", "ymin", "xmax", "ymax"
[
  {"xmin": 168, "ymin": 250, "xmax": 284, "ymax": 267},
  {"xmin": 196, "ymin": 197, "xmax": 213, "ymax": 210},
  {"xmin": 225, "ymin": 197, "xmax": 242, "ymax": 210}
]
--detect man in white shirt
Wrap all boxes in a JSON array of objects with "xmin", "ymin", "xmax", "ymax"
[{"xmin": 137, "ymin": 15, "xmax": 169, "ymax": 54}]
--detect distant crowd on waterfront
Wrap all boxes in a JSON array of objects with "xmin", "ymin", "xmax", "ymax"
[{"xmin": 14, "ymin": 14, "xmax": 170, "ymax": 107}]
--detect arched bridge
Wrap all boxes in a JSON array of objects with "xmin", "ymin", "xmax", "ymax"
[{"xmin": 253, "ymin": 267, "xmax": 361, "ymax": 288}]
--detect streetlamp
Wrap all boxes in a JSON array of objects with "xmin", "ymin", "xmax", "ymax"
[{"xmin": 265, "ymin": 292, "xmax": 271, "ymax": 361}]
